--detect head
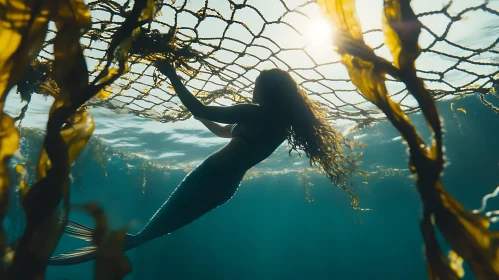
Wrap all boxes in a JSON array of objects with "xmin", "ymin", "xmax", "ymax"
[
  {"xmin": 252, "ymin": 69, "xmax": 298, "ymax": 107},
  {"xmin": 253, "ymin": 69, "xmax": 360, "ymax": 208}
]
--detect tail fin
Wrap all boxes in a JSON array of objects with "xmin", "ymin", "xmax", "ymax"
[
  {"xmin": 49, "ymin": 221, "xmax": 134, "ymax": 266},
  {"xmin": 49, "ymin": 245, "xmax": 98, "ymax": 266},
  {"xmin": 65, "ymin": 221, "xmax": 94, "ymax": 241}
]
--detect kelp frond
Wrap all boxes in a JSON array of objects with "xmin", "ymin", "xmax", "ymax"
[
  {"xmin": 0, "ymin": 0, "xmax": 154, "ymax": 279},
  {"xmin": 317, "ymin": 0, "xmax": 499, "ymax": 279}
]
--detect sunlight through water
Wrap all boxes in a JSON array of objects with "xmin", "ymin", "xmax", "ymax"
[{"xmin": 305, "ymin": 18, "xmax": 333, "ymax": 48}]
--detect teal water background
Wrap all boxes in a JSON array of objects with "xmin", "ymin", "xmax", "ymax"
[{"xmin": 4, "ymin": 94, "xmax": 499, "ymax": 280}]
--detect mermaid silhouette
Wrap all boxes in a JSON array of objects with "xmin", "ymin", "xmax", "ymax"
[{"xmin": 49, "ymin": 60, "xmax": 355, "ymax": 265}]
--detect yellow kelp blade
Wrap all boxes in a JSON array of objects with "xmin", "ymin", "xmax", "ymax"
[
  {"xmin": 93, "ymin": 68, "xmax": 120, "ymax": 99},
  {"xmin": 383, "ymin": 0, "xmax": 499, "ymax": 278},
  {"xmin": 0, "ymin": 0, "xmax": 54, "ymax": 211},
  {"xmin": 19, "ymin": 0, "xmax": 152, "ymax": 277},
  {"xmin": 37, "ymin": 108, "xmax": 95, "ymax": 179},
  {"xmin": 62, "ymin": 111, "xmax": 95, "ymax": 164},
  {"xmin": 382, "ymin": 0, "xmax": 421, "ymax": 70},
  {"xmin": 317, "ymin": 0, "xmax": 425, "ymax": 155},
  {"xmin": 316, "ymin": 0, "xmax": 363, "ymax": 40},
  {"xmin": 35, "ymin": 0, "xmax": 91, "ymax": 182},
  {"xmin": 95, "ymin": 229, "xmax": 132, "ymax": 280},
  {"xmin": 318, "ymin": 0, "xmax": 446, "ymax": 277},
  {"xmin": 94, "ymin": 87, "xmax": 112, "ymax": 99},
  {"xmin": 35, "ymin": 0, "xmax": 90, "ymax": 178},
  {"xmin": 420, "ymin": 212, "xmax": 461, "ymax": 280},
  {"xmin": 318, "ymin": 0, "xmax": 499, "ymax": 279},
  {"xmin": 11, "ymin": 110, "xmax": 94, "ymax": 279},
  {"xmin": 79, "ymin": 203, "xmax": 132, "ymax": 280},
  {"xmin": 14, "ymin": 164, "xmax": 28, "ymax": 198},
  {"xmin": 0, "ymin": 113, "xmax": 19, "ymax": 275},
  {"xmin": 0, "ymin": 0, "xmax": 53, "ymax": 275},
  {"xmin": 0, "ymin": 0, "xmax": 54, "ymax": 101},
  {"xmin": 20, "ymin": 54, "xmax": 92, "ymax": 279},
  {"xmin": 448, "ymin": 251, "xmax": 465, "ymax": 278},
  {"xmin": 8, "ymin": 0, "xmax": 92, "ymax": 278},
  {"xmin": 433, "ymin": 181, "xmax": 499, "ymax": 278},
  {"xmin": 51, "ymin": 0, "xmax": 91, "ymax": 104},
  {"xmin": 382, "ymin": 0, "xmax": 443, "ymax": 166},
  {"xmin": 90, "ymin": 0, "xmax": 155, "ymax": 95}
]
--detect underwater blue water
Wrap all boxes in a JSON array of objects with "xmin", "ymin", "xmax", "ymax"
[{"xmin": 5, "ymin": 94, "xmax": 499, "ymax": 279}]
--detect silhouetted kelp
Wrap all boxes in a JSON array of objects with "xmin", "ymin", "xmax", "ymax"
[
  {"xmin": 0, "ymin": 0, "xmax": 154, "ymax": 278},
  {"xmin": 317, "ymin": 0, "xmax": 499, "ymax": 278}
]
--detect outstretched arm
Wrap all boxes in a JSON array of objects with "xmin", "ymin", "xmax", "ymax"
[
  {"xmin": 195, "ymin": 116, "xmax": 232, "ymax": 138},
  {"xmin": 154, "ymin": 60, "xmax": 260, "ymax": 124}
]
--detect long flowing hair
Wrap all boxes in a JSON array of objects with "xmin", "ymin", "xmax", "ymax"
[{"xmin": 255, "ymin": 69, "xmax": 361, "ymax": 208}]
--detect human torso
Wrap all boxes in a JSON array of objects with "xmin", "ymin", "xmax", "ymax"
[{"xmin": 203, "ymin": 109, "xmax": 287, "ymax": 175}]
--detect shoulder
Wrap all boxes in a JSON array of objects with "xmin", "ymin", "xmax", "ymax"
[
  {"xmin": 234, "ymin": 103, "xmax": 264, "ymax": 119},
  {"xmin": 236, "ymin": 104, "xmax": 278, "ymax": 127},
  {"xmin": 233, "ymin": 103, "xmax": 261, "ymax": 110}
]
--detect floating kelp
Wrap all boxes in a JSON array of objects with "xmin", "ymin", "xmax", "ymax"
[
  {"xmin": 317, "ymin": 0, "xmax": 499, "ymax": 278},
  {"xmin": 0, "ymin": 0, "xmax": 154, "ymax": 278}
]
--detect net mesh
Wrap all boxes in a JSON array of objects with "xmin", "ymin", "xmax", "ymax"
[{"xmin": 31, "ymin": 0, "xmax": 498, "ymax": 125}]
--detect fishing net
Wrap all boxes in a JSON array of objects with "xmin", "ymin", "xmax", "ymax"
[
  {"xmin": 25, "ymin": 0, "xmax": 497, "ymax": 125},
  {"xmin": 2, "ymin": 0, "xmax": 499, "ymax": 279}
]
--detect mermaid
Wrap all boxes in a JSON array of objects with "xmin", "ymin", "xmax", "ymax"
[{"xmin": 49, "ymin": 60, "xmax": 355, "ymax": 265}]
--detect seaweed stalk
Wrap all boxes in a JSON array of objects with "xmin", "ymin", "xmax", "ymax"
[
  {"xmin": 317, "ymin": 0, "xmax": 499, "ymax": 278},
  {"xmin": 0, "ymin": 0, "xmax": 55, "ymax": 276},
  {"xmin": 1, "ymin": 0, "xmax": 154, "ymax": 278}
]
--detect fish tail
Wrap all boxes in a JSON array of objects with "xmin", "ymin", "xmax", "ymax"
[{"xmin": 48, "ymin": 221, "xmax": 134, "ymax": 266}]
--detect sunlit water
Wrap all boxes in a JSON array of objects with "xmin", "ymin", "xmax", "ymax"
[{"xmin": 4, "ymin": 94, "xmax": 499, "ymax": 279}]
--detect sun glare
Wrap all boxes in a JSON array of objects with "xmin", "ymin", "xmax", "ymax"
[
  {"xmin": 305, "ymin": 18, "xmax": 333, "ymax": 48},
  {"xmin": 302, "ymin": 17, "xmax": 337, "ymax": 62}
]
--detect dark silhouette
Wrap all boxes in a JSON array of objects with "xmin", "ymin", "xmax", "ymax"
[{"xmin": 49, "ymin": 60, "xmax": 353, "ymax": 265}]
